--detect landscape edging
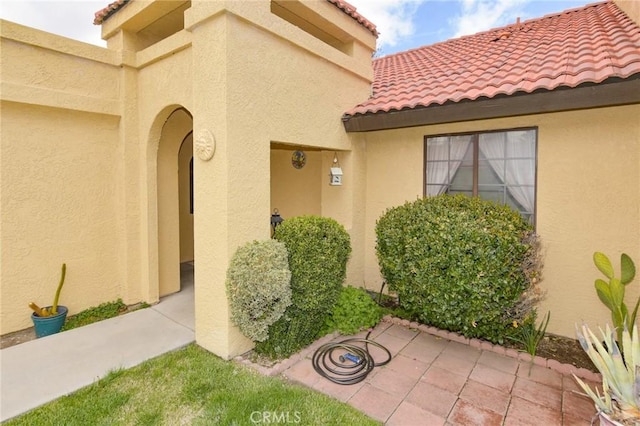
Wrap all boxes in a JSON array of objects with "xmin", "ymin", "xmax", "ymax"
[
  {"xmin": 234, "ymin": 316, "xmax": 601, "ymax": 383},
  {"xmin": 381, "ymin": 315, "xmax": 601, "ymax": 383}
]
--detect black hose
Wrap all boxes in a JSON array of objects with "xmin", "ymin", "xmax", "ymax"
[
  {"xmin": 312, "ymin": 282, "xmax": 393, "ymax": 385},
  {"xmin": 311, "ymin": 331, "xmax": 392, "ymax": 385}
]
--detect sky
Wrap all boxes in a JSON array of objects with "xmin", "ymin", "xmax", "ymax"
[{"xmin": 0, "ymin": 0, "xmax": 591, "ymax": 55}]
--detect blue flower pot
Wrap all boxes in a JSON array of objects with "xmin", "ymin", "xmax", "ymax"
[{"xmin": 31, "ymin": 306, "xmax": 68, "ymax": 338}]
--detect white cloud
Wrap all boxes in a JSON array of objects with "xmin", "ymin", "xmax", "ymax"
[
  {"xmin": 0, "ymin": 0, "xmax": 105, "ymax": 46},
  {"xmin": 348, "ymin": 0, "xmax": 428, "ymax": 50},
  {"xmin": 450, "ymin": 0, "xmax": 528, "ymax": 38}
]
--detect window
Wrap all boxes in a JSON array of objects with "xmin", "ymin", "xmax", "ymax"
[{"xmin": 424, "ymin": 128, "xmax": 537, "ymax": 223}]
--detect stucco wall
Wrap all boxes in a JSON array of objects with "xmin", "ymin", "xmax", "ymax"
[
  {"xmin": 615, "ymin": 0, "xmax": 640, "ymax": 25},
  {"xmin": 1, "ymin": 103, "xmax": 121, "ymax": 334},
  {"xmin": 1, "ymin": 28, "xmax": 118, "ymax": 114},
  {"xmin": 0, "ymin": 18, "xmax": 198, "ymax": 335},
  {"xmin": 362, "ymin": 104, "xmax": 640, "ymax": 338},
  {"xmin": 0, "ymin": 22, "xmax": 123, "ymax": 334},
  {"xmin": 270, "ymin": 149, "xmax": 322, "ymax": 219}
]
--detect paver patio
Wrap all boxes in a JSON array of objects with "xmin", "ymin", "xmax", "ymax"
[{"xmin": 282, "ymin": 320, "xmax": 600, "ymax": 425}]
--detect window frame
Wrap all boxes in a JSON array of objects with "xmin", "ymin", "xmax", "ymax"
[{"xmin": 423, "ymin": 126, "xmax": 538, "ymax": 226}]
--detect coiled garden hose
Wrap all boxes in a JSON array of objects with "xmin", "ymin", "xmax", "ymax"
[
  {"xmin": 312, "ymin": 281, "xmax": 393, "ymax": 385},
  {"xmin": 311, "ymin": 331, "xmax": 392, "ymax": 385}
]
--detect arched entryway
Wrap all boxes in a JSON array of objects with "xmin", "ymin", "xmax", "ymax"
[{"xmin": 156, "ymin": 108, "xmax": 194, "ymax": 297}]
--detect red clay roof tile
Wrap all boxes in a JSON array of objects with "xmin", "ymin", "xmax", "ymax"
[
  {"xmin": 326, "ymin": 0, "xmax": 378, "ymax": 37},
  {"xmin": 93, "ymin": 0, "xmax": 130, "ymax": 25},
  {"xmin": 345, "ymin": 1, "xmax": 640, "ymax": 117}
]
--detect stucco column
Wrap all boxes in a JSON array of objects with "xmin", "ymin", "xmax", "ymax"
[
  {"xmin": 109, "ymin": 29, "xmax": 149, "ymax": 306},
  {"xmin": 189, "ymin": 8, "xmax": 258, "ymax": 359}
]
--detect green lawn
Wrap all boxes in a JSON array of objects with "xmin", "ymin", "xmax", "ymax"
[{"xmin": 5, "ymin": 344, "xmax": 379, "ymax": 426}]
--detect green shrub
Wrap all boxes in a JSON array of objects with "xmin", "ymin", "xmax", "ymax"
[
  {"xmin": 375, "ymin": 194, "xmax": 543, "ymax": 344},
  {"xmin": 62, "ymin": 299, "xmax": 128, "ymax": 331},
  {"xmin": 322, "ymin": 286, "xmax": 383, "ymax": 335},
  {"xmin": 225, "ymin": 240, "xmax": 292, "ymax": 342},
  {"xmin": 255, "ymin": 216, "xmax": 351, "ymax": 359}
]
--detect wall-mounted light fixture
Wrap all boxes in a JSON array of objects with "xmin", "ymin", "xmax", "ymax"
[
  {"xmin": 270, "ymin": 208, "xmax": 284, "ymax": 238},
  {"xmin": 329, "ymin": 152, "xmax": 343, "ymax": 186}
]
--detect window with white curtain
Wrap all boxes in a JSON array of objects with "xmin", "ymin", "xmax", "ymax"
[{"xmin": 424, "ymin": 128, "xmax": 537, "ymax": 224}]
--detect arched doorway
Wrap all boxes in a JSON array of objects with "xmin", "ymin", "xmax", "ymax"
[
  {"xmin": 157, "ymin": 108, "xmax": 193, "ymax": 297},
  {"xmin": 178, "ymin": 132, "xmax": 194, "ymax": 293}
]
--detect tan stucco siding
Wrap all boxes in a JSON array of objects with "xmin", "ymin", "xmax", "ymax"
[
  {"xmin": 0, "ymin": 23, "xmax": 124, "ymax": 334},
  {"xmin": 225, "ymin": 9, "xmax": 371, "ymax": 243},
  {"xmin": 225, "ymin": 10, "xmax": 372, "ymax": 296},
  {"xmin": 615, "ymin": 0, "xmax": 640, "ymax": 25},
  {"xmin": 0, "ymin": 22, "xmax": 119, "ymax": 116},
  {"xmin": 0, "ymin": 39, "xmax": 118, "ymax": 103},
  {"xmin": 362, "ymin": 105, "xmax": 640, "ymax": 338},
  {"xmin": 136, "ymin": 45, "xmax": 193, "ymax": 113},
  {"xmin": 1, "ymin": 102, "xmax": 121, "ymax": 334},
  {"xmin": 226, "ymin": 13, "xmax": 368, "ymax": 151},
  {"xmin": 270, "ymin": 149, "xmax": 322, "ymax": 219},
  {"xmin": 536, "ymin": 105, "xmax": 640, "ymax": 337}
]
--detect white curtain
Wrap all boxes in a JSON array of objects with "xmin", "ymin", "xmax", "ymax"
[
  {"xmin": 426, "ymin": 136, "xmax": 471, "ymax": 196},
  {"xmin": 478, "ymin": 131, "xmax": 535, "ymax": 214}
]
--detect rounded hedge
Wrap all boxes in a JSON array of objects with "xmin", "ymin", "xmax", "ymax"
[
  {"xmin": 225, "ymin": 240, "xmax": 292, "ymax": 342},
  {"xmin": 375, "ymin": 194, "xmax": 543, "ymax": 344},
  {"xmin": 255, "ymin": 215, "xmax": 351, "ymax": 359}
]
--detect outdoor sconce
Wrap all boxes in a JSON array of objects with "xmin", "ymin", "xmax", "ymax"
[
  {"xmin": 329, "ymin": 153, "xmax": 343, "ymax": 186},
  {"xmin": 270, "ymin": 208, "xmax": 284, "ymax": 238}
]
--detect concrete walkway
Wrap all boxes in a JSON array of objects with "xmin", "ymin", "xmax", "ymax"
[
  {"xmin": 0, "ymin": 264, "xmax": 195, "ymax": 422},
  {"xmin": 2, "ymin": 262, "xmax": 600, "ymax": 424}
]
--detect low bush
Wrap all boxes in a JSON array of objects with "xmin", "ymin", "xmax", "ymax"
[
  {"xmin": 62, "ymin": 299, "xmax": 128, "ymax": 331},
  {"xmin": 375, "ymin": 194, "xmax": 543, "ymax": 344},
  {"xmin": 226, "ymin": 240, "xmax": 292, "ymax": 342},
  {"xmin": 255, "ymin": 216, "xmax": 351, "ymax": 359},
  {"xmin": 322, "ymin": 286, "xmax": 382, "ymax": 335}
]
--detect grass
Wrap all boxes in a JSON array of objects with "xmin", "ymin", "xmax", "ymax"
[
  {"xmin": 61, "ymin": 299, "xmax": 149, "ymax": 332},
  {"xmin": 5, "ymin": 344, "xmax": 379, "ymax": 426}
]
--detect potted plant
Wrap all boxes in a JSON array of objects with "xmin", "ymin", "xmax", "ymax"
[
  {"xmin": 28, "ymin": 263, "xmax": 68, "ymax": 338},
  {"xmin": 573, "ymin": 323, "xmax": 640, "ymax": 425}
]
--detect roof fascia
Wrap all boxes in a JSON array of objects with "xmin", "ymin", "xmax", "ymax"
[{"xmin": 342, "ymin": 77, "xmax": 640, "ymax": 132}]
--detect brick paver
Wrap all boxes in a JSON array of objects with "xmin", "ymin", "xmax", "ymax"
[
  {"xmin": 459, "ymin": 379, "xmax": 510, "ymax": 415},
  {"xmin": 281, "ymin": 318, "xmax": 600, "ymax": 425},
  {"xmin": 449, "ymin": 399, "xmax": 505, "ymax": 426}
]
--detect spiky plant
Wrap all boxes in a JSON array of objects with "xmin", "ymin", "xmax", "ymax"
[
  {"xmin": 593, "ymin": 252, "xmax": 638, "ymax": 351},
  {"xmin": 574, "ymin": 323, "xmax": 640, "ymax": 425},
  {"xmin": 28, "ymin": 263, "xmax": 66, "ymax": 317}
]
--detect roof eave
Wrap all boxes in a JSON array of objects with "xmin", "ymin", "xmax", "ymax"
[{"xmin": 343, "ymin": 77, "xmax": 640, "ymax": 133}]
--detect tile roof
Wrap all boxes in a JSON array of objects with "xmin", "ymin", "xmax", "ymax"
[
  {"xmin": 326, "ymin": 0, "xmax": 378, "ymax": 37},
  {"xmin": 345, "ymin": 0, "xmax": 640, "ymax": 117},
  {"xmin": 94, "ymin": 0, "xmax": 130, "ymax": 25},
  {"xmin": 94, "ymin": 0, "xmax": 378, "ymax": 36}
]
